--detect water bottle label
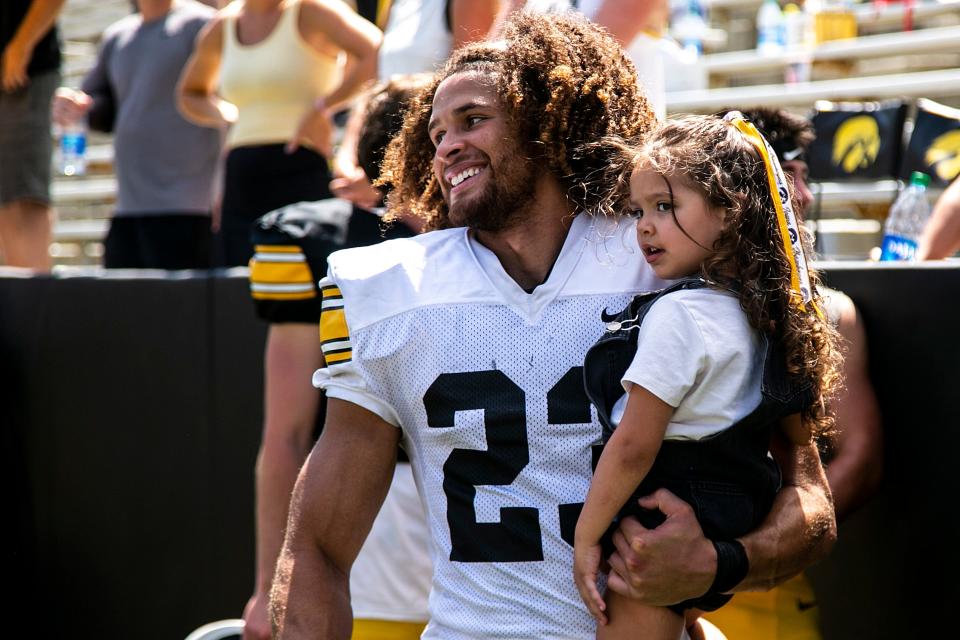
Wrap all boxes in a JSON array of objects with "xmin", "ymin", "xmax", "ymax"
[
  {"xmin": 61, "ymin": 132, "xmax": 86, "ymax": 156},
  {"xmin": 879, "ymin": 234, "xmax": 917, "ymax": 261}
]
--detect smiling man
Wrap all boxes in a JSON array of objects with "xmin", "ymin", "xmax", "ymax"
[{"xmin": 270, "ymin": 13, "xmax": 837, "ymax": 640}]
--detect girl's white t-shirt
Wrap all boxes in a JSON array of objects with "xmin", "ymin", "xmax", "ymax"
[{"xmin": 612, "ymin": 287, "xmax": 764, "ymax": 441}]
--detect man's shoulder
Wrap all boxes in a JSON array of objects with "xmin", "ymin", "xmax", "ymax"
[
  {"xmin": 103, "ymin": 13, "xmax": 141, "ymax": 41},
  {"xmin": 169, "ymin": 1, "xmax": 217, "ymax": 34},
  {"xmin": 329, "ymin": 226, "xmax": 467, "ymax": 281},
  {"xmin": 328, "ymin": 227, "xmax": 490, "ymax": 331}
]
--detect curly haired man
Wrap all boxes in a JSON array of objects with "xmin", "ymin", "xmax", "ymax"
[{"xmin": 270, "ymin": 13, "xmax": 836, "ymax": 640}]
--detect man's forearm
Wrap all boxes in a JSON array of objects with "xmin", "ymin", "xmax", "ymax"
[
  {"xmin": 270, "ymin": 537, "xmax": 353, "ymax": 639},
  {"xmin": 735, "ymin": 441, "xmax": 836, "ymax": 591},
  {"xmin": 269, "ymin": 399, "xmax": 400, "ymax": 638}
]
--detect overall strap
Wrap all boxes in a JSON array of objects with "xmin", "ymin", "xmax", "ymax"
[{"xmin": 583, "ymin": 278, "xmax": 710, "ymax": 435}]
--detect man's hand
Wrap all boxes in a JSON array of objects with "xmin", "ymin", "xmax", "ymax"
[
  {"xmin": 242, "ymin": 592, "xmax": 271, "ymax": 640},
  {"xmin": 51, "ymin": 87, "xmax": 93, "ymax": 126},
  {"xmin": 1, "ymin": 40, "xmax": 33, "ymax": 92},
  {"xmin": 286, "ymin": 103, "xmax": 333, "ymax": 157},
  {"xmin": 606, "ymin": 489, "xmax": 716, "ymax": 606}
]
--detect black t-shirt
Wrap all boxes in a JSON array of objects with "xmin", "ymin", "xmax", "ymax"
[{"xmin": 1, "ymin": 0, "xmax": 61, "ymax": 77}]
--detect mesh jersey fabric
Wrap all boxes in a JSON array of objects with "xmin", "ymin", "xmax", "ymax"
[{"xmin": 315, "ymin": 214, "xmax": 667, "ymax": 639}]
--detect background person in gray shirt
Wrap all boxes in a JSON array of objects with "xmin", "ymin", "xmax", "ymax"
[{"xmin": 52, "ymin": 0, "xmax": 223, "ymax": 270}]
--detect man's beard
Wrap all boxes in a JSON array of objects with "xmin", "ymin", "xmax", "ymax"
[{"xmin": 447, "ymin": 151, "xmax": 539, "ymax": 232}]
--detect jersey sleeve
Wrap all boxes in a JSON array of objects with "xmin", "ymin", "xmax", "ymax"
[
  {"xmin": 247, "ymin": 201, "xmax": 351, "ymax": 323},
  {"xmin": 312, "ymin": 274, "xmax": 402, "ymax": 427},
  {"xmin": 621, "ymin": 296, "xmax": 707, "ymax": 408}
]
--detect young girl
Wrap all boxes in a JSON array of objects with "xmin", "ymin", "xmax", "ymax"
[{"xmin": 573, "ymin": 113, "xmax": 843, "ymax": 639}]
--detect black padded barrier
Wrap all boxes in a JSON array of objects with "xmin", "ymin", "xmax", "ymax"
[
  {"xmin": 2, "ymin": 264, "xmax": 958, "ymax": 639},
  {"xmin": 2, "ymin": 269, "xmax": 266, "ymax": 640},
  {"xmin": 811, "ymin": 262, "xmax": 960, "ymax": 640}
]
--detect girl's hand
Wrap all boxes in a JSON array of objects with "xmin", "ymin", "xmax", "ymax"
[{"xmin": 573, "ymin": 540, "xmax": 608, "ymax": 625}]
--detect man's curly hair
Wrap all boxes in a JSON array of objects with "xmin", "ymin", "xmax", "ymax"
[
  {"xmin": 379, "ymin": 11, "xmax": 656, "ymax": 231},
  {"xmin": 603, "ymin": 115, "xmax": 842, "ymax": 439}
]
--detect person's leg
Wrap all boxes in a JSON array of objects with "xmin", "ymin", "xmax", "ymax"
[
  {"xmin": 0, "ymin": 200, "xmax": 52, "ymax": 270},
  {"xmin": 598, "ymin": 590, "xmax": 686, "ymax": 640},
  {"xmin": 0, "ymin": 70, "xmax": 59, "ymax": 271},
  {"xmin": 137, "ymin": 214, "xmax": 213, "ymax": 270}
]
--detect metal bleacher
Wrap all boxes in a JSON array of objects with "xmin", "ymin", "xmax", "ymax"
[
  {"xmin": 664, "ymin": 0, "xmax": 960, "ymax": 257},
  {"xmin": 51, "ymin": 0, "xmax": 960, "ymax": 264}
]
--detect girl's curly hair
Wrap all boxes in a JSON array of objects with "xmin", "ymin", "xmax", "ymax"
[
  {"xmin": 603, "ymin": 115, "xmax": 843, "ymax": 439},
  {"xmin": 379, "ymin": 11, "xmax": 655, "ymax": 231}
]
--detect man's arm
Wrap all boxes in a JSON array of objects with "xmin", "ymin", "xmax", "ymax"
[
  {"xmin": 606, "ymin": 439, "xmax": 836, "ymax": 603},
  {"xmin": 735, "ymin": 437, "xmax": 836, "ymax": 591},
  {"xmin": 591, "ymin": 0, "xmax": 669, "ymax": 45},
  {"xmin": 1, "ymin": 0, "xmax": 66, "ymax": 91},
  {"xmin": 270, "ymin": 398, "xmax": 400, "ymax": 639},
  {"xmin": 918, "ymin": 176, "xmax": 960, "ymax": 260},
  {"xmin": 825, "ymin": 296, "xmax": 883, "ymax": 521},
  {"xmin": 449, "ymin": 0, "xmax": 499, "ymax": 49}
]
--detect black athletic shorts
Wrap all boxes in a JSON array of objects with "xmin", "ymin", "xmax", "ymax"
[
  {"xmin": 220, "ymin": 144, "xmax": 333, "ymax": 267},
  {"xmin": 103, "ymin": 214, "xmax": 213, "ymax": 270}
]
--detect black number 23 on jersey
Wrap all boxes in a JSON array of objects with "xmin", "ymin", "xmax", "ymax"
[{"xmin": 423, "ymin": 368, "xmax": 599, "ymax": 562}]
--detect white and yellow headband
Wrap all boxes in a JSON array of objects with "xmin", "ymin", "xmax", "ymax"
[{"xmin": 723, "ymin": 111, "xmax": 819, "ymax": 315}]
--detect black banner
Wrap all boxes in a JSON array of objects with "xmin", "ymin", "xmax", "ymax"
[
  {"xmin": 900, "ymin": 98, "xmax": 960, "ymax": 188},
  {"xmin": 808, "ymin": 100, "xmax": 908, "ymax": 181}
]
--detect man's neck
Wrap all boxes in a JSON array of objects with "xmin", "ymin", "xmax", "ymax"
[
  {"xmin": 473, "ymin": 177, "xmax": 576, "ymax": 291},
  {"xmin": 139, "ymin": 0, "xmax": 174, "ymax": 22}
]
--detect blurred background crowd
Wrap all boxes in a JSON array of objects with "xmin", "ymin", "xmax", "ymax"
[{"xmin": 1, "ymin": 0, "xmax": 958, "ymax": 272}]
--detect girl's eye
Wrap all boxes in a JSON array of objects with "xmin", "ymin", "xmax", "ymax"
[
  {"xmin": 630, "ymin": 208, "xmax": 643, "ymax": 219},
  {"xmin": 655, "ymin": 201, "xmax": 672, "ymax": 213}
]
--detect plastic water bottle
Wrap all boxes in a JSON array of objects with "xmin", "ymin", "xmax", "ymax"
[
  {"xmin": 880, "ymin": 172, "xmax": 932, "ymax": 261},
  {"xmin": 59, "ymin": 121, "xmax": 87, "ymax": 176},
  {"xmin": 756, "ymin": 0, "xmax": 785, "ymax": 55},
  {"xmin": 783, "ymin": 3, "xmax": 811, "ymax": 83},
  {"xmin": 674, "ymin": 0, "xmax": 707, "ymax": 55}
]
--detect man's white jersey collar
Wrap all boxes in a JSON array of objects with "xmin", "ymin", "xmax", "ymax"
[
  {"xmin": 467, "ymin": 212, "xmax": 646, "ymax": 324},
  {"xmin": 324, "ymin": 212, "xmax": 660, "ymax": 330}
]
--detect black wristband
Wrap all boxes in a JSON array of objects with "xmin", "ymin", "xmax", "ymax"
[{"xmin": 708, "ymin": 539, "xmax": 749, "ymax": 596}]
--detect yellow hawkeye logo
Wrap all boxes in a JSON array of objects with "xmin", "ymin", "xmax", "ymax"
[
  {"xmin": 832, "ymin": 115, "xmax": 881, "ymax": 173},
  {"xmin": 925, "ymin": 129, "xmax": 960, "ymax": 182}
]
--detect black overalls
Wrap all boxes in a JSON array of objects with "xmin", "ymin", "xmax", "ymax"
[{"xmin": 582, "ymin": 278, "xmax": 813, "ymax": 611}]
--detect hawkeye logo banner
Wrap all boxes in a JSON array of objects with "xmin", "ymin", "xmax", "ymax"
[
  {"xmin": 901, "ymin": 98, "xmax": 960, "ymax": 187},
  {"xmin": 808, "ymin": 101, "xmax": 907, "ymax": 181}
]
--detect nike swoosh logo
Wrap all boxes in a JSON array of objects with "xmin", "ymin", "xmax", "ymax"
[{"xmin": 797, "ymin": 599, "xmax": 818, "ymax": 612}]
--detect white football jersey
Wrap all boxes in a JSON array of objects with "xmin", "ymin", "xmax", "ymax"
[{"xmin": 315, "ymin": 214, "xmax": 665, "ymax": 639}]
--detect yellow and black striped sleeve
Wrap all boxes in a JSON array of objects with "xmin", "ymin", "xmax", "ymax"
[
  {"xmin": 319, "ymin": 279, "xmax": 352, "ymax": 365},
  {"xmin": 248, "ymin": 242, "xmax": 321, "ymax": 323}
]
